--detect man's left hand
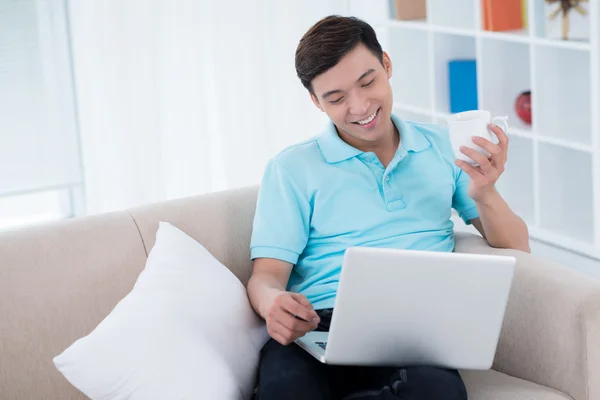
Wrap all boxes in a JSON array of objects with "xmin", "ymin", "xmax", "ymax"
[{"xmin": 455, "ymin": 124, "xmax": 509, "ymax": 202}]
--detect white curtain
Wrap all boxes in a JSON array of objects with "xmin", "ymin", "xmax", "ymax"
[{"xmin": 67, "ymin": 0, "xmax": 349, "ymax": 214}]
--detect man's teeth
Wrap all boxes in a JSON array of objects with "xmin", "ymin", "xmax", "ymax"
[{"xmin": 357, "ymin": 110, "xmax": 377, "ymax": 125}]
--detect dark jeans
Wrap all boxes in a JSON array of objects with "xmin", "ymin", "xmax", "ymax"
[{"xmin": 254, "ymin": 309, "xmax": 468, "ymax": 400}]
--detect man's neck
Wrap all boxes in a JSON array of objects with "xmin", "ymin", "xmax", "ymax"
[{"xmin": 337, "ymin": 118, "xmax": 399, "ymax": 167}]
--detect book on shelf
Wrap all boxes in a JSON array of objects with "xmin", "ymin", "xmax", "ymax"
[
  {"xmin": 448, "ymin": 59, "xmax": 478, "ymax": 114},
  {"xmin": 392, "ymin": 0, "xmax": 426, "ymax": 21},
  {"xmin": 482, "ymin": 0, "xmax": 524, "ymax": 32}
]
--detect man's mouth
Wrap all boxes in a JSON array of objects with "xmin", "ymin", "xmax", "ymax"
[{"xmin": 352, "ymin": 107, "xmax": 380, "ymax": 128}]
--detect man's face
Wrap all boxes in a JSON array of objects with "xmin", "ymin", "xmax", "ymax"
[{"xmin": 310, "ymin": 44, "xmax": 394, "ymax": 144}]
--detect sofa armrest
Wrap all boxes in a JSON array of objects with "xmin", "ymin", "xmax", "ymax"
[{"xmin": 454, "ymin": 232, "xmax": 600, "ymax": 400}]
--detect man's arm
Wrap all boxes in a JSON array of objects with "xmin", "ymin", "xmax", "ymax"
[
  {"xmin": 247, "ymin": 258, "xmax": 293, "ymax": 319},
  {"xmin": 248, "ymin": 158, "xmax": 316, "ymax": 344},
  {"xmin": 470, "ymin": 192, "xmax": 531, "ymax": 253},
  {"xmin": 247, "ymin": 258, "xmax": 319, "ymax": 345},
  {"xmin": 455, "ymin": 123, "xmax": 531, "ymax": 253}
]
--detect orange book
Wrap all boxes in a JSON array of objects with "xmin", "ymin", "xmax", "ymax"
[
  {"xmin": 482, "ymin": 0, "xmax": 524, "ymax": 32},
  {"xmin": 482, "ymin": 0, "xmax": 490, "ymax": 30}
]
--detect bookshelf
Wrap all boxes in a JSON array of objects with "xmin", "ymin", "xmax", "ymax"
[{"xmin": 346, "ymin": 0, "xmax": 600, "ymax": 260}]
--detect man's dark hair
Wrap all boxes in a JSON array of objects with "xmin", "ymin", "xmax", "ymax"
[{"xmin": 295, "ymin": 15, "xmax": 384, "ymax": 95}]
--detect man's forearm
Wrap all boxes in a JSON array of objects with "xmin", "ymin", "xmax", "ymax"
[
  {"xmin": 247, "ymin": 272, "xmax": 286, "ymax": 320},
  {"xmin": 475, "ymin": 189, "xmax": 531, "ymax": 253}
]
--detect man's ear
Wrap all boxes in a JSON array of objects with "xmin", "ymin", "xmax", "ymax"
[
  {"xmin": 382, "ymin": 51, "xmax": 392, "ymax": 79},
  {"xmin": 310, "ymin": 92, "xmax": 324, "ymax": 112}
]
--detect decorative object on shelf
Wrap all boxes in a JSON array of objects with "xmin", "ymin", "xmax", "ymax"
[
  {"xmin": 393, "ymin": 0, "xmax": 426, "ymax": 21},
  {"xmin": 448, "ymin": 59, "xmax": 478, "ymax": 114},
  {"xmin": 515, "ymin": 90, "xmax": 532, "ymax": 125},
  {"xmin": 546, "ymin": 0, "xmax": 588, "ymax": 40},
  {"xmin": 482, "ymin": 0, "xmax": 525, "ymax": 31}
]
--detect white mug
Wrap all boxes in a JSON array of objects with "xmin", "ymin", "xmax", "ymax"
[{"xmin": 446, "ymin": 110, "xmax": 508, "ymax": 166}]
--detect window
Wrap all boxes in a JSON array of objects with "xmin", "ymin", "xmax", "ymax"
[
  {"xmin": 0, "ymin": 0, "xmax": 84, "ymax": 229},
  {"xmin": 0, "ymin": 187, "xmax": 78, "ymax": 229}
]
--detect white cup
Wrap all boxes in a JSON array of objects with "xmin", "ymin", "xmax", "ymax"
[{"xmin": 446, "ymin": 110, "xmax": 509, "ymax": 166}]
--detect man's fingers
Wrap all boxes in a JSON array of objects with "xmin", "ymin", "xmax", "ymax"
[
  {"xmin": 489, "ymin": 124, "xmax": 509, "ymax": 152},
  {"xmin": 291, "ymin": 293, "xmax": 313, "ymax": 309},
  {"xmin": 270, "ymin": 320, "xmax": 307, "ymax": 345},
  {"xmin": 269, "ymin": 324, "xmax": 294, "ymax": 346},
  {"xmin": 277, "ymin": 311, "xmax": 317, "ymax": 333},
  {"xmin": 455, "ymin": 159, "xmax": 482, "ymax": 181},
  {"xmin": 460, "ymin": 147, "xmax": 493, "ymax": 174},
  {"xmin": 472, "ymin": 136, "xmax": 502, "ymax": 157},
  {"xmin": 282, "ymin": 295, "xmax": 319, "ymax": 324},
  {"xmin": 290, "ymin": 294, "xmax": 321, "ymax": 323}
]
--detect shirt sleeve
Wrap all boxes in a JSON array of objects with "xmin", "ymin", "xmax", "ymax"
[
  {"xmin": 452, "ymin": 168, "xmax": 479, "ymax": 225},
  {"xmin": 250, "ymin": 159, "xmax": 311, "ymax": 264}
]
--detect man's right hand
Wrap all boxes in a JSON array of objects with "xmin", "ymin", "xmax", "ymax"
[{"xmin": 265, "ymin": 291, "xmax": 320, "ymax": 345}]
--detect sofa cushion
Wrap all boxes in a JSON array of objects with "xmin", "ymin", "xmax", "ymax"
[
  {"xmin": 462, "ymin": 369, "xmax": 572, "ymax": 400},
  {"xmin": 53, "ymin": 221, "xmax": 269, "ymax": 400}
]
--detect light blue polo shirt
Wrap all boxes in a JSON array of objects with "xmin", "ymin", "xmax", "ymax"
[{"xmin": 250, "ymin": 114, "xmax": 479, "ymax": 310}]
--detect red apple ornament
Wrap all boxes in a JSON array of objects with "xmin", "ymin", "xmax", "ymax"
[{"xmin": 515, "ymin": 90, "xmax": 531, "ymax": 125}]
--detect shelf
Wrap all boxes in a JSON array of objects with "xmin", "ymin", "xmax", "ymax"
[
  {"xmin": 381, "ymin": 0, "xmax": 600, "ymax": 256},
  {"xmin": 536, "ymin": 135, "xmax": 593, "ymax": 154},
  {"xmin": 434, "ymin": 116, "xmax": 448, "ymax": 126},
  {"xmin": 432, "ymin": 112, "xmax": 450, "ymax": 126},
  {"xmin": 479, "ymin": 39, "xmax": 531, "ymax": 132},
  {"xmin": 529, "ymin": 227, "xmax": 600, "ymax": 261},
  {"xmin": 533, "ymin": 36, "xmax": 591, "ymax": 51},
  {"xmin": 503, "ymin": 128, "xmax": 593, "ymax": 153},
  {"xmin": 387, "ymin": 21, "xmax": 590, "ymax": 52},
  {"xmin": 393, "ymin": 103, "xmax": 431, "ymax": 116},
  {"xmin": 388, "ymin": 19, "xmax": 476, "ymax": 38},
  {"xmin": 393, "ymin": 106, "xmax": 433, "ymax": 125},
  {"xmin": 538, "ymin": 143, "xmax": 595, "ymax": 244},
  {"xmin": 428, "ymin": 0, "xmax": 475, "ymax": 30},
  {"xmin": 433, "ymin": 33, "xmax": 476, "ymax": 114},
  {"xmin": 478, "ymin": 29, "xmax": 530, "ymax": 44},
  {"xmin": 496, "ymin": 135, "xmax": 535, "ymax": 224},
  {"xmin": 388, "ymin": 19, "xmax": 430, "ymax": 33},
  {"xmin": 388, "ymin": 28, "xmax": 431, "ymax": 110},
  {"xmin": 532, "ymin": 45, "xmax": 591, "ymax": 146},
  {"xmin": 506, "ymin": 127, "xmax": 532, "ymax": 138}
]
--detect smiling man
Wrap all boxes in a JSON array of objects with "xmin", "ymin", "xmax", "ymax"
[{"xmin": 246, "ymin": 15, "xmax": 530, "ymax": 400}]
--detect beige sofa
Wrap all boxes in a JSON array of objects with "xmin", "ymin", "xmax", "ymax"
[{"xmin": 1, "ymin": 185, "xmax": 599, "ymax": 400}]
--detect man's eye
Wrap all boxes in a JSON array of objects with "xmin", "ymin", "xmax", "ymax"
[
  {"xmin": 330, "ymin": 97, "xmax": 344, "ymax": 104},
  {"xmin": 362, "ymin": 79, "xmax": 375, "ymax": 87}
]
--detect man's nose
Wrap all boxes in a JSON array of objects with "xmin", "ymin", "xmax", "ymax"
[{"xmin": 347, "ymin": 93, "xmax": 370, "ymax": 117}]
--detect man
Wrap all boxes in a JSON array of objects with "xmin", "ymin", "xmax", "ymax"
[{"xmin": 247, "ymin": 15, "xmax": 530, "ymax": 400}]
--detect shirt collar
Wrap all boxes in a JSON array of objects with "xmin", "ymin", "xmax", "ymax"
[{"xmin": 316, "ymin": 113, "xmax": 431, "ymax": 164}]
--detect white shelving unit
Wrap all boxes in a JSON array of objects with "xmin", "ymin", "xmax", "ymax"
[{"xmin": 346, "ymin": 0, "xmax": 600, "ymax": 260}]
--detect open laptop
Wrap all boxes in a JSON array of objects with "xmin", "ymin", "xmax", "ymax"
[{"xmin": 294, "ymin": 246, "xmax": 516, "ymax": 370}]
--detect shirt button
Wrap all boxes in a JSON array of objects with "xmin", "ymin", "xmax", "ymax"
[{"xmin": 384, "ymin": 175, "xmax": 390, "ymax": 182}]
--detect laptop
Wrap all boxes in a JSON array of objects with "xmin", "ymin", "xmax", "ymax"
[{"xmin": 294, "ymin": 246, "xmax": 516, "ymax": 370}]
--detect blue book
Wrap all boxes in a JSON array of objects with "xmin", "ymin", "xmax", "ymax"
[{"xmin": 448, "ymin": 60, "xmax": 478, "ymax": 113}]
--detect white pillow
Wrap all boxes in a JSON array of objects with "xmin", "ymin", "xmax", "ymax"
[{"xmin": 53, "ymin": 221, "xmax": 268, "ymax": 400}]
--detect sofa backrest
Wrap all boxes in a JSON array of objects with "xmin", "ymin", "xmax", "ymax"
[
  {"xmin": 0, "ymin": 212, "xmax": 147, "ymax": 400},
  {"xmin": 128, "ymin": 185, "xmax": 259, "ymax": 286},
  {"xmin": 0, "ymin": 185, "xmax": 260, "ymax": 400}
]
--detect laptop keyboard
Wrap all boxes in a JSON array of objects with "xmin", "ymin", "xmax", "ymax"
[{"xmin": 316, "ymin": 341, "xmax": 327, "ymax": 350}]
